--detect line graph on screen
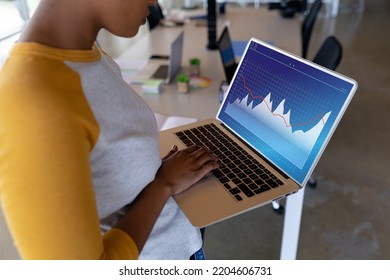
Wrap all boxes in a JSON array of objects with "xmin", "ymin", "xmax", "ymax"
[{"xmin": 225, "ymin": 72, "xmax": 332, "ymax": 168}]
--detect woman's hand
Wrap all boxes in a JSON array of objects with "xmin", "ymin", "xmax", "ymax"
[
  {"xmin": 115, "ymin": 145, "xmax": 219, "ymax": 253},
  {"xmin": 155, "ymin": 145, "xmax": 220, "ymax": 195}
]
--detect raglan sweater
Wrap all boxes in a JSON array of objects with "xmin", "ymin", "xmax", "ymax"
[{"xmin": 0, "ymin": 42, "xmax": 201, "ymax": 260}]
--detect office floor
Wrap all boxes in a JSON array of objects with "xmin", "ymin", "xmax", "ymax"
[
  {"xmin": 203, "ymin": 0, "xmax": 390, "ymax": 260},
  {"xmin": 1, "ymin": 0, "xmax": 389, "ymax": 260}
]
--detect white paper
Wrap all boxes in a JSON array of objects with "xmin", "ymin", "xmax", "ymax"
[{"xmin": 154, "ymin": 113, "xmax": 197, "ymax": 131}]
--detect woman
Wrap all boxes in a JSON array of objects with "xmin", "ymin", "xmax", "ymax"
[{"xmin": 0, "ymin": 0, "xmax": 219, "ymax": 259}]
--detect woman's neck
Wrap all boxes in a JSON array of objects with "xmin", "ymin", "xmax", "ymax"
[{"xmin": 18, "ymin": 0, "xmax": 100, "ymax": 50}]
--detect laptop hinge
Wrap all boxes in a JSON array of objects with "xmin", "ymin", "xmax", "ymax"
[{"xmin": 220, "ymin": 123, "xmax": 289, "ymax": 180}]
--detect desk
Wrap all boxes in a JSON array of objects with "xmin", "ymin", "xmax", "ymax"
[
  {"xmin": 119, "ymin": 7, "xmax": 301, "ymax": 119},
  {"xmin": 119, "ymin": 7, "xmax": 305, "ymax": 260}
]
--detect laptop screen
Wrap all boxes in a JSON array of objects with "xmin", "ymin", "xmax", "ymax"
[
  {"xmin": 167, "ymin": 31, "xmax": 184, "ymax": 83},
  {"xmin": 217, "ymin": 39, "xmax": 357, "ymax": 185},
  {"xmin": 218, "ymin": 27, "xmax": 236, "ymax": 68}
]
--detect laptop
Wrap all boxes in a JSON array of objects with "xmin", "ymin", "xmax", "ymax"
[
  {"xmin": 131, "ymin": 31, "xmax": 184, "ymax": 85},
  {"xmin": 217, "ymin": 26, "xmax": 239, "ymax": 84},
  {"xmin": 159, "ymin": 38, "xmax": 357, "ymax": 227}
]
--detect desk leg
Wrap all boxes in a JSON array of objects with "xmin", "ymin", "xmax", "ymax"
[
  {"xmin": 331, "ymin": 0, "xmax": 340, "ymax": 17},
  {"xmin": 280, "ymin": 187, "xmax": 305, "ymax": 260}
]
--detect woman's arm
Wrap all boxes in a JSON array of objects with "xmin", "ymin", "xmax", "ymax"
[{"xmin": 115, "ymin": 145, "xmax": 219, "ymax": 253}]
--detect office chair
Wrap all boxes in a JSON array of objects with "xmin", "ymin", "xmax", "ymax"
[
  {"xmin": 268, "ymin": 0, "xmax": 308, "ymax": 18},
  {"xmin": 301, "ymin": 0, "xmax": 322, "ymax": 59},
  {"xmin": 313, "ymin": 35, "xmax": 343, "ymax": 71},
  {"xmin": 147, "ymin": 4, "xmax": 165, "ymax": 30},
  {"xmin": 272, "ymin": 35, "xmax": 343, "ymax": 215}
]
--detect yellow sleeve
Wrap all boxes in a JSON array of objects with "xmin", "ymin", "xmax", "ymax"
[{"xmin": 0, "ymin": 52, "xmax": 138, "ymax": 259}]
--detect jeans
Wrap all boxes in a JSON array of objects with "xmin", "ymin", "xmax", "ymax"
[{"xmin": 189, "ymin": 247, "xmax": 206, "ymax": 260}]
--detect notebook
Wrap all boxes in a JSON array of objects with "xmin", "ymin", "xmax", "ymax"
[
  {"xmin": 159, "ymin": 38, "xmax": 357, "ymax": 227},
  {"xmin": 217, "ymin": 26, "xmax": 239, "ymax": 84},
  {"xmin": 131, "ymin": 31, "xmax": 184, "ymax": 85}
]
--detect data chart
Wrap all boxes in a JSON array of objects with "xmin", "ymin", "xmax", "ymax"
[{"xmin": 218, "ymin": 41, "xmax": 355, "ymax": 184}]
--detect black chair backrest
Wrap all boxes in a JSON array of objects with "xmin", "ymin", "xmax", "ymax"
[
  {"xmin": 301, "ymin": 0, "xmax": 322, "ymax": 59},
  {"xmin": 312, "ymin": 35, "xmax": 343, "ymax": 71},
  {"xmin": 147, "ymin": 4, "xmax": 164, "ymax": 30}
]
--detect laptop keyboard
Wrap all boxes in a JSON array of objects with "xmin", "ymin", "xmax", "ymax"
[
  {"xmin": 175, "ymin": 123, "xmax": 284, "ymax": 202},
  {"xmin": 152, "ymin": 65, "xmax": 168, "ymax": 79}
]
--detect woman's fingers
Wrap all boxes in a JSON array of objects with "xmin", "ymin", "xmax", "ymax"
[
  {"xmin": 156, "ymin": 145, "xmax": 220, "ymax": 195},
  {"xmin": 183, "ymin": 146, "xmax": 219, "ymax": 169},
  {"xmin": 162, "ymin": 144, "xmax": 178, "ymax": 160}
]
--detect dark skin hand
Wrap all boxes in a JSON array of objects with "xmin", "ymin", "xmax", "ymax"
[
  {"xmin": 157, "ymin": 145, "xmax": 220, "ymax": 195},
  {"xmin": 116, "ymin": 145, "xmax": 219, "ymax": 253}
]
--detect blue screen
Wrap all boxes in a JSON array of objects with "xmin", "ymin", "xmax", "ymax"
[{"xmin": 217, "ymin": 41, "xmax": 355, "ymax": 185}]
